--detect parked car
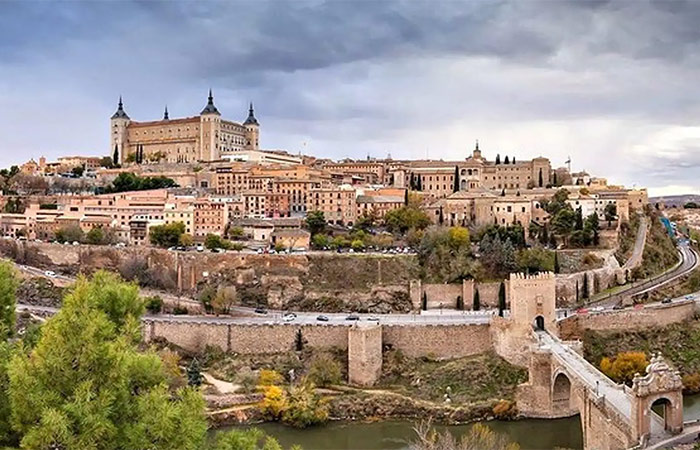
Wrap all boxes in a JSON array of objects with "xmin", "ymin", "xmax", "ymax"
[
  {"xmin": 72, "ymin": 241, "xmax": 80, "ymax": 246},
  {"xmin": 44, "ymin": 270, "xmax": 56, "ymax": 278},
  {"xmin": 254, "ymin": 306, "xmax": 268, "ymax": 314},
  {"xmin": 661, "ymin": 298, "xmax": 672, "ymax": 304},
  {"xmin": 366, "ymin": 316, "xmax": 380, "ymax": 322},
  {"xmin": 196, "ymin": 245, "xmax": 204, "ymax": 252},
  {"xmin": 345, "ymin": 314, "xmax": 360, "ymax": 321},
  {"xmin": 316, "ymin": 315, "xmax": 329, "ymax": 322}
]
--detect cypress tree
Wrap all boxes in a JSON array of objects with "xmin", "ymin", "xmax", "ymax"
[
  {"xmin": 538, "ymin": 168, "xmax": 543, "ymax": 187},
  {"xmin": 582, "ymin": 273, "xmax": 589, "ymax": 299},
  {"xmin": 501, "ymin": 188, "xmax": 506, "ymax": 197},
  {"xmin": 554, "ymin": 251, "xmax": 560, "ymax": 274},
  {"xmin": 575, "ymin": 280, "xmax": 580, "ymax": 303},
  {"xmin": 473, "ymin": 288, "xmax": 480, "ymax": 311},
  {"xmin": 416, "ymin": 175, "xmax": 422, "ymax": 191},
  {"xmin": 404, "ymin": 188, "xmax": 408, "ymax": 205},
  {"xmin": 498, "ymin": 282, "xmax": 506, "ymax": 317},
  {"xmin": 553, "ymin": 171, "xmax": 558, "ymax": 186},
  {"xmin": 575, "ymin": 207, "xmax": 583, "ymax": 231},
  {"xmin": 422, "ymin": 292, "xmax": 428, "ymax": 311},
  {"xmin": 112, "ymin": 145, "xmax": 119, "ymax": 166},
  {"xmin": 512, "ymin": 156, "xmax": 516, "ymax": 164},
  {"xmin": 295, "ymin": 329, "xmax": 304, "ymax": 351},
  {"xmin": 456, "ymin": 295, "xmax": 463, "ymax": 310},
  {"xmin": 453, "ymin": 165, "xmax": 460, "ymax": 192},
  {"xmin": 439, "ymin": 206, "xmax": 444, "ymax": 225},
  {"xmin": 504, "ymin": 155, "xmax": 510, "ymax": 164}
]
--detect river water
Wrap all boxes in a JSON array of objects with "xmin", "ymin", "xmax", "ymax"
[{"xmin": 222, "ymin": 394, "xmax": 700, "ymax": 450}]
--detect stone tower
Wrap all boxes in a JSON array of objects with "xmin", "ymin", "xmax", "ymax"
[
  {"xmin": 472, "ymin": 140, "xmax": 482, "ymax": 159},
  {"xmin": 243, "ymin": 102, "xmax": 260, "ymax": 150},
  {"xmin": 110, "ymin": 96, "xmax": 130, "ymax": 165},
  {"xmin": 508, "ymin": 272, "xmax": 557, "ymax": 335},
  {"xmin": 200, "ymin": 89, "xmax": 222, "ymax": 161}
]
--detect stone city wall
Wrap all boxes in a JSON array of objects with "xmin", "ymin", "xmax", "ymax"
[
  {"xmin": 558, "ymin": 300, "xmax": 697, "ymax": 340},
  {"xmin": 409, "ymin": 279, "xmax": 506, "ymax": 310},
  {"xmin": 143, "ymin": 319, "xmax": 493, "ymax": 360}
]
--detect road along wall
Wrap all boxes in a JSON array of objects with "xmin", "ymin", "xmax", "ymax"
[{"xmin": 558, "ymin": 300, "xmax": 697, "ymax": 340}]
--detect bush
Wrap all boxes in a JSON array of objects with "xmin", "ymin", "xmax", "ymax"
[
  {"xmin": 350, "ymin": 239, "xmax": 365, "ymax": 252},
  {"xmin": 683, "ymin": 373, "xmax": 700, "ymax": 394},
  {"xmin": 144, "ymin": 296, "xmax": 163, "ymax": 314},
  {"xmin": 281, "ymin": 379, "xmax": 329, "ymax": 428},
  {"xmin": 205, "ymin": 233, "xmax": 231, "ymax": 250},
  {"xmin": 258, "ymin": 369, "xmax": 284, "ymax": 387},
  {"xmin": 172, "ymin": 305, "xmax": 188, "ymax": 315},
  {"xmin": 492, "ymin": 399, "xmax": 517, "ymax": 420},
  {"xmin": 54, "ymin": 224, "xmax": 84, "ymax": 243},
  {"xmin": 260, "ymin": 384, "xmax": 287, "ymax": 420},
  {"xmin": 307, "ymin": 353, "xmax": 342, "ymax": 387}
]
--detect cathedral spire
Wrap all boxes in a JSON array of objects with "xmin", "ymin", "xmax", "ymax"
[{"xmin": 163, "ymin": 105, "xmax": 169, "ymax": 120}]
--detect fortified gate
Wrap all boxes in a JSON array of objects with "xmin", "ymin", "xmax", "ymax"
[{"xmin": 493, "ymin": 272, "xmax": 685, "ymax": 449}]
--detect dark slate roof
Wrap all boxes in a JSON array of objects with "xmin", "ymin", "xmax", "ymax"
[
  {"xmin": 243, "ymin": 102, "xmax": 259, "ymax": 126},
  {"xmin": 111, "ymin": 97, "xmax": 130, "ymax": 120},
  {"xmin": 201, "ymin": 89, "xmax": 221, "ymax": 115}
]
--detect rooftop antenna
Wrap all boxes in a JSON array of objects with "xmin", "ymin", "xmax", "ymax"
[{"xmin": 565, "ymin": 155, "xmax": 572, "ymax": 173}]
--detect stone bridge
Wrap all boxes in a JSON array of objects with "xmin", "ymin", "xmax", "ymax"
[{"xmin": 495, "ymin": 272, "xmax": 685, "ymax": 450}]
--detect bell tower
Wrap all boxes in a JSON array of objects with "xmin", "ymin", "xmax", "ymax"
[
  {"xmin": 243, "ymin": 102, "xmax": 260, "ymax": 150},
  {"xmin": 110, "ymin": 96, "xmax": 130, "ymax": 165}
]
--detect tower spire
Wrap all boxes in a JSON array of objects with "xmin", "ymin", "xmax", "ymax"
[
  {"xmin": 200, "ymin": 89, "xmax": 220, "ymax": 115},
  {"xmin": 163, "ymin": 105, "xmax": 169, "ymax": 120},
  {"xmin": 244, "ymin": 101, "xmax": 259, "ymax": 126},
  {"xmin": 111, "ymin": 96, "xmax": 130, "ymax": 120}
]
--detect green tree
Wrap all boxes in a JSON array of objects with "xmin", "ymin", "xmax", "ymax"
[
  {"xmin": 554, "ymin": 251, "xmax": 560, "ymax": 274},
  {"xmin": 311, "ymin": 233, "xmax": 330, "ymax": 249},
  {"xmin": 0, "ymin": 262, "xmax": 18, "ymax": 340},
  {"xmin": 0, "ymin": 341, "xmax": 15, "ymax": 445},
  {"xmin": 205, "ymin": 233, "xmax": 231, "ymax": 250},
  {"xmin": 495, "ymin": 154, "xmax": 501, "ymax": 165},
  {"xmin": 538, "ymin": 168, "xmax": 543, "ymax": 187},
  {"xmin": 86, "ymin": 226, "xmax": 114, "ymax": 245},
  {"xmin": 112, "ymin": 145, "xmax": 119, "ymax": 166},
  {"xmin": 551, "ymin": 207, "xmax": 576, "ymax": 245},
  {"xmin": 473, "ymin": 288, "xmax": 480, "ymax": 311},
  {"xmin": 453, "ymin": 165, "xmax": 460, "ymax": 193},
  {"xmin": 504, "ymin": 155, "xmax": 510, "ymax": 164},
  {"xmin": 54, "ymin": 224, "xmax": 84, "ymax": 244},
  {"xmin": 516, "ymin": 247, "xmax": 555, "ymax": 274},
  {"xmin": 103, "ymin": 172, "xmax": 177, "ymax": 194},
  {"xmin": 71, "ymin": 165, "xmax": 85, "ymax": 177},
  {"xmin": 582, "ymin": 272, "xmax": 590, "ymax": 299},
  {"xmin": 229, "ymin": 226, "xmax": 244, "ymax": 239},
  {"xmin": 210, "ymin": 428, "xmax": 285, "ymax": 450},
  {"xmin": 604, "ymin": 203, "xmax": 617, "ymax": 226},
  {"xmin": 149, "ymin": 222, "xmax": 185, "ymax": 247},
  {"xmin": 384, "ymin": 206, "xmax": 431, "ymax": 234},
  {"xmin": 7, "ymin": 271, "xmax": 207, "ymax": 450},
  {"xmin": 498, "ymin": 282, "xmax": 506, "ymax": 317},
  {"xmin": 305, "ymin": 211, "xmax": 327, "ymax": 236},
  {"xmin": 281, "ymin": 379, "xmax": 329, "ymax": 428},
  {"xmin": 575, "ymin": 207, "xmax": 584, "ymax": 231},
  {"xmin": 307, "ymin": 353, "xmax": 342, "ymax": 387}
]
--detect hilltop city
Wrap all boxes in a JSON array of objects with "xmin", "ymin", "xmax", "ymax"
[{"xmin": 3, "ymin": 91, "xmax": 647, "ymax": 250}]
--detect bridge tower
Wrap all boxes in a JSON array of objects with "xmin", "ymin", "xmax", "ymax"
[
  {"xmin": 631, "ymin": 354, "xmax": 684, "ymax": 442},
  {"xmin": 509, "ymin": 272, "xmax": 557, "ymax": 335}
]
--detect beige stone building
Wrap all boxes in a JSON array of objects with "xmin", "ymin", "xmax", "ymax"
[
  {"xmin": 306, "ymin": 185, "xmax": 357, "ymax": 225},
  {"xmin": 110, "ymin": 92, "xmax": 260, "ymax": 165}
]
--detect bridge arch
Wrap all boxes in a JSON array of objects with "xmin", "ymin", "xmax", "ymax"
[
  {"xmin": 552, "ymin": 371, "xmax": 572, "ymax": 413},
  {"xmin": 651, "ymin": 397, "xmax": 675, "ymax": 431}
]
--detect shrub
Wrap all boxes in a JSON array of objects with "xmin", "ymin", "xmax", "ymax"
[
  {"xmin": 172, "ymin": 305, "xmax": 188, "ymax": 315},
  {"xmin": 259, "ymin": 385, "xmax": 287, "ymax": 420},
  {"xmin": 307, "ymin": 353, "xmax": 342, "ymax": 387},
  {"xmin": 281, "ymin": 379, "xmax": 329, "ymax": 428},
  {"xmin": 144, "ymin": 295, "xmax": 163, "ymax": 314},
  {"xmin": 682, "ymin": 373, "xmax": 700, "ymax": 394},
  {"xmin": 258, "ymin": 369, "xmax": 284, "ymax": 387},
  {"xmin": 492, "ymin": 399, "xmax": 517, "ymax": 420}
]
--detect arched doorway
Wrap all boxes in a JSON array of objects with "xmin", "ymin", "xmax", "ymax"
[
  {"xmin": 552, "ymin": 373, "xmax": 572, "ymax": 413},
  {"xmin": 533, "ymin": 315, "xmax": 545, "ymax": 331},
  {"xmin": 651, "ymin": 398, "xmax": 673, "ymax": 432}
]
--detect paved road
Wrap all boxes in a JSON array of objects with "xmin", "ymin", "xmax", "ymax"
[{"xmin": 622, "ymin": 215, "xmax": 649, "ymax": 271}]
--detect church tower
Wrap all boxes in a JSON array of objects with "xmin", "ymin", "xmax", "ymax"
[
  {"xmin": 110, "ymin": 96, "xmax": 130, "ymax": 165},
  {"xmin": 243, "ymin": 103, "xmax": 260, "ymax": 150},
  {"xmin": 200, "ymin": 89, "xmax": 222, "ymax": 161}
]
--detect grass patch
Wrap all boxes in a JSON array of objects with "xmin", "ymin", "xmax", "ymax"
[{"xmin": 378, "ymin": 350, "xmax": 527, "ymax": 404}]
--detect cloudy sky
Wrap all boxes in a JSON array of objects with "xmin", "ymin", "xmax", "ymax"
[{"xmin": 1, "ymin": 1, "xmax": 700, "ymax": 196}]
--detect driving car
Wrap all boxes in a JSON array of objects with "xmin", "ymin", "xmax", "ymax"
[
  {"xmin": 283, "ymin": 313, "xmax": 297, "ymax": 322},
  {"xmin": 345, "ymin": 314, "xmax": 360, "ymax": 321},
  {"xmin": 316, "ymin": 315, "xmax": 329, "ymax": 322},
  {"xmin": 254, "ymin": 306, "xmax": 268, "ymax": 314}
]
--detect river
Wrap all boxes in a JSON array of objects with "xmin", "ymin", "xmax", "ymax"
[{"xmin": 221, "ymin": 394, "xmax": 700, "ymax": 450}]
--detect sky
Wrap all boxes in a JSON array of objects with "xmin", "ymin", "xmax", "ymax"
[{"xmin": 1, "ymin": 1, "xmax": 700, "ymax": 196}]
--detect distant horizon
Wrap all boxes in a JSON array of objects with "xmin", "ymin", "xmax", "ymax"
[{"xmin": 2, "ymin": 1, "xmax": 700, "ymax": 196}]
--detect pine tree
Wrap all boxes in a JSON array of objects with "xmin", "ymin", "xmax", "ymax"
[
  {"xmin": 495, "ymin": 154, "xmax": 501, "ymax": 165},
  {"xmin": 575, "ymin": 207, "xmax": 584, "ymax": 231},
  {"xmin": 453, "ymin": 165, "xmax": 460, "ymax": 192},
  {"xmin": 540, "ymin": 225, "xmax": 549, "ymax": 246},
  {"xmin": 553, "ymin": 171, "xmax": 558, "ymax": 186},
  {"xmin": 554, "ymin": 251, "xmax": 560, "ymax": 274},
  {"xmin": 538, "ymin": 168, "xmax": 543, "ymax": 187},
  {"xmin": 473, "ymin": 288, "xmax": 481, "ymax": 311},
  {"xmin": 113, "ymin": 144, "xmax": 119, "ymax": 166},
  {"xmin": 498, "ymin": 282, "xmax": 506, "ymax": 317},
  {"xmin": 504, "ymin": 156, "xmax": 510, "ymax": 164},
  {"xmin": 187, "ymin": 358, "xmax": 203, "ymax": 387}
]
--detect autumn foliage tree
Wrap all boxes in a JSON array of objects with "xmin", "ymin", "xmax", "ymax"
[{"xmin": 600, "ymin": 351, "xmax": 649, "ymax": 385}]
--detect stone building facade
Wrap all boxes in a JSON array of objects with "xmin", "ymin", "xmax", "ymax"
[{"xmin": 110, "ymin": 92, "xmax": 260, "ymax": 165}]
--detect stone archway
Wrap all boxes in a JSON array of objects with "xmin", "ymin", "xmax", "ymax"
[
  {"xmin": 533, "ymin": 315, "xmax": 545, "ymax": 331},
  {"xmin": 631, "ymin": 354, "xmax": 684, "ymax": 440},
  {"xmin": 552, "ymin": 372, "xmax": 572, "ymax": 413}
]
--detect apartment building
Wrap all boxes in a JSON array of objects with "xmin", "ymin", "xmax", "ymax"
[{"xmin": 306, "ymin": 186, "xmax": 356, "ymax": 225}]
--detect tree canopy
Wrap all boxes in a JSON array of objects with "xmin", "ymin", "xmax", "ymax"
[
  {"xmin": 149, "ymin": 222, "xmax": 186, "ymax": 248},
  {"xmin": 102, "ymin": 172, "xmax": 177, "ymax": 194}
]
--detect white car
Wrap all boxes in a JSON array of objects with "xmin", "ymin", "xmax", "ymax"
[
  {"xmin": 282, "ymin": 313, "xmax": 297, "ymax": 322},
  {"xmin": 44, "ymin": 270, "xmax": 56, "ymax": 278},
  {"xmin": 196, "ymin": 245, "xmax": 204, "ymax": 252}
]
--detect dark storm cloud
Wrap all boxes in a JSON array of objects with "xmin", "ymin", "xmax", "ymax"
[{"xmin": 2, "ymin": 0, "xmax": 700, "ymax": 193}]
